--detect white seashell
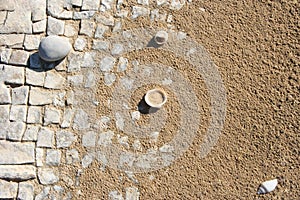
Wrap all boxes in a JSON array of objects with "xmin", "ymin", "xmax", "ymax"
[
  {"xmin": 154, "ymin": 30, "xmax": 168, "ymax": 45},
  {"xmin": 257, "ymin": 179, "xmax": 278, "ymax": 194},
  {"xmin": 144, "ymin": 88, "xmax": 167, "ymax": 108}
]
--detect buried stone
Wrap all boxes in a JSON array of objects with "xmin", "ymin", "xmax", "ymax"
[{"xmin": 38, "ymin": 35, "xmax": 71, "ymax": 62}]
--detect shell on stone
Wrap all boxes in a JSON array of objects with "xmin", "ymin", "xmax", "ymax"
[
  {"xmin": 257, "ymin": 178, "xmax": 278, "ymax": 195},
  {"xmin": 154, "ymin": 30, "xmax": 168, "ymax": 45},
  {"xmin": 38, "ymin": 35, "xmax": 71, "ymax": 62}
]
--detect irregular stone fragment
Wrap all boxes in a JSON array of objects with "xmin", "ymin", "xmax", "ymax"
[
  {"xmin": 71, "ymin": 0, "xmax": 82, "ymax": 6},
  {"xmin": 66, "ymin": 149, "xmax": 80, "ymax": 164},
  {"xmin": 167, "ymin": 14, "xmax": 173, "ymax": 23},
  {"xmin": 66, "ymin": 90, "xmax": 74, "ymax": 105},
  {"xmin": 138, "ymin": 0, "xmax": 149, "ymax": 5},
  {"xmin": 111, "ymin": 43, "xmax": 124, "ymax": 56},
  {"xmin": 55, "ymin": 59, "xmax": 67, "ymax": 71},
  {"xmin": 24, "ymin": 35, "xmax": 41, "ymax": 50},
  {"xmin": 74, "ymin": 37, "xmax": 87, "ymax": 51},
  {"xmin": 79, "ymin": 19, "xmax": 95, "ymax": 37},
  {"xmin": 0, "ymin": 4, "xmax": 32, "ymax": 34},
  {"xmin": 117, "ymin": 135, "xmax": 129, "ymax": 148},
  {"xmin": 6, "ymin": 122, "xmax": 26, "ymax": 141},
  {"xmin": 35, "ymin": 186, "xmax": 50, "ymax": 200},
  {"xmin": 82, "ymin": 0, "xmax": 100, "ymax": 10},
  {"xmin": 92, "ymin": 40, "xmax": 109, "ymax": 51},
  {"xmin": 9, "ymin": 105, "xmax": 27, "ymax": 122},
  {"xmin": 37, "ymin": 127, "xmax": 54, "ymax": 148},
  {"xmin": 104, "ymin": 73, "xmax": 116, "ymax": 86},
  {"xmin": 133, "ymin": 139, "xmax": 142, "ymax": 151},
  {"xmin": 115, "ymin": 10, "xmax": 129, "ymax": 18},
  {"xmin": 85, "ymin": 71, "xmax": 96, "ymax": 88},
  {"xmin": 0, "ymin": 0, "xmax": 15, "ymax": 11},
  {"xmin": 82, "ymin": 131, "xmax": 96, "ymax": 147},
  {"xmin": 56, "ymin": 130, "xmax": 77, "ymax": 148},
  {"xmin": 33, "ymin": 19, "xmax": 47, "ymax": 33},
  {"xmin": 0, "ymin": 180, "xmax": 18, "ymax": 199},
  {"xmin": 82, "ymin": 153, "xmax": 94, "ymax": 168},
  {"xmin": 44, "ymin": 106, "xmax": 62, "ymax": 125},
  {"xmin": 157, "ymin": 0, "xmax": 167, "ymax": 6},
  {"xmin": 169, "ymin": 0, "xmax": 185, "ymax": 10},
  {"xmin": 36, "ymin": 148, "xmax": 44, "ymax": 167},
  {"xmin": 1, "ymin": 65, "xmax": 24, "ymax": 85},
  {"xmin": 64, "ymin": 23, "xmax": 77, "ymax": 37},
  {"xmin": 0, "ymin": 105, "xmax": 9, "ymax": 123},
  {"xmin": 0, "ymin": 165, "xmax": 36, "ymax": 181},
  {"xmin": 115, "ymin": 112, "xmax": 124, "ymax": 131},
  {"xmin": 98, "ymin": 130, "xmax": 114, "ymax": 146},
  {"xmin": 131, "ymin": 6, "xmax": 150, "ymax": 19},
  {"xmin": 39, "ymin": 35, "xmax": 71, "ymax": 62},
  {"xmin": 82, "ymin": 52, "xmax": 95, "ymax": 68},
  {"xmin": 0, "ymin": 122, "xmax": 8, "ymax": 139},
  {"xmin": 25, "ymin": 68, "xmax": 45, "ymax": 86},
  {"xmin": 94, "ymin": 116, "xmax": 110, "ymax": 131},
  {"xmin": 100, "ymin": 56, "xmax": 115, "ymax": 72},
  {"xmin": 0, "ymin": 141, "xmax": 35, "ymax": 164},
  {"xmin": 112, "ymin": 20, "xmax": 122, "ymax": 32},
  {"xmin": 46, "ymin": 149, "xmax": 61, "ymax": 166},
  {"xmin": 61, "ymin": 108, "xmax": 75, "ymax": 128},
  {"xmin": 18, "ymin": 182, "xmax": 34, "ymax": 200},
  {"xmin": 131, "ymin": 111, "xmax": 140, "ymax": 121},
  {"xmin": 0, "ymin": 84, "xmax": 11, "ymax": 104},
  {"xmin": 23, "ymin": 125, "xmax": 40, "ymax": 141},
  {"xmin": 12, "ymin": 86, "xmax": 29, "ymax": 105},
  {"xmin": 29, "ymin": 87, "xmax": 54, "ymax": 105},
  {"xmin": 8, "ymin": 50, "xmax": 29, "ymax": 66},
  {"xmin": 44, "ymin": 71, "xmax": 65, "ymax": 89},
  {"xmin": 125, "ymin": 187, "xmax": 140, "ymax": 200},
  {"xmin": 0, "ymin": 48, "xmax": 12, "ymax": 64},
  {"xmin": 27, "ymin": 106, "xmax": 42, "ymax": 124},
  {"xmin": 73, "ymin": 11, "xmax": 96, "ymax": 19},
  {"xmin": 96, "ymin": 13, "xmax": 114, "ymax": 26},
  {"xmin": 48, "ymin": 0, "xmax": 72, "ymax": 19},
  {"xmin": 52, "ymin": 92, "xmax": 65, "ymax": 107},
  {"xmin": 0, "ymin": 12, "xmax": 6, "ymax": 25},
  {"xmin": 38, "ymin": 168, "xmax": 59, "ymax": 185},
  {"xmin": 31, "ymin": 0, "xmax": 47, "ymax": 21},
  {"xmin": 94, "ymin": 24, "xmax": 109, "ymax": 38},
  {"xmin": 73, "ymin": 109, "xmax": 90, "ymax": 130},
  {"xmin": 68, "ymin": 75, "xmax": 84, "ymax": 86},
  {"xmin": 67, "ymin": 51, "xmax": 83, "ymax": 72},
  {"xmin": 47, "ymin": 16, "xmax": 65, "ymax": 35},
  {"xmin": 0, "ymin": 34, "xmax": 24, "ymax": 47},
  {"xmin": 108, "ymin": 190, "xmax": 123, "ymax": 200},
  {"xmin": 117, "ymin": 57, "xmax": 128, "ymax": 72}
]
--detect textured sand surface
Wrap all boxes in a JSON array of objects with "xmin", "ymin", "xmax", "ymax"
[{"xmin": 72, "ymin": 1, "xmax": 300, "ymax": 199}]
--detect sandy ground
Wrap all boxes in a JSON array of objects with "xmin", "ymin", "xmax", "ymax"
[{"xmin": 70, "ymin": 1, "xmax": 299, "ymax": 199}]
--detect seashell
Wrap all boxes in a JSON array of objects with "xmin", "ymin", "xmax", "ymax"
[
  {"xmin": 144, "ymin": 88, "xmax": 167, "ymax": 108},
  {"xmin": 257, "ymin": 178, "xmax": 278, "ymax": 195},
  {"xmin": 154, "ymin": 30, "xmax": 168, "ymax": 45}
]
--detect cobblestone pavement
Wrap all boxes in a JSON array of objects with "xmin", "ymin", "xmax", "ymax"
[{"xmin": 0, "ymin": 0, "xmax": 197, "ymax": 199}]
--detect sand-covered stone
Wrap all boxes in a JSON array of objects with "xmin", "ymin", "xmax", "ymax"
[{"xmin": 38, "ymin": 35, "xmax": 71, "ymax": 62}]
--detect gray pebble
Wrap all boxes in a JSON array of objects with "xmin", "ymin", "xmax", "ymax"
[{"xmin": 38, "ymin": 35, "xmax": 71, "ymax": 62}]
